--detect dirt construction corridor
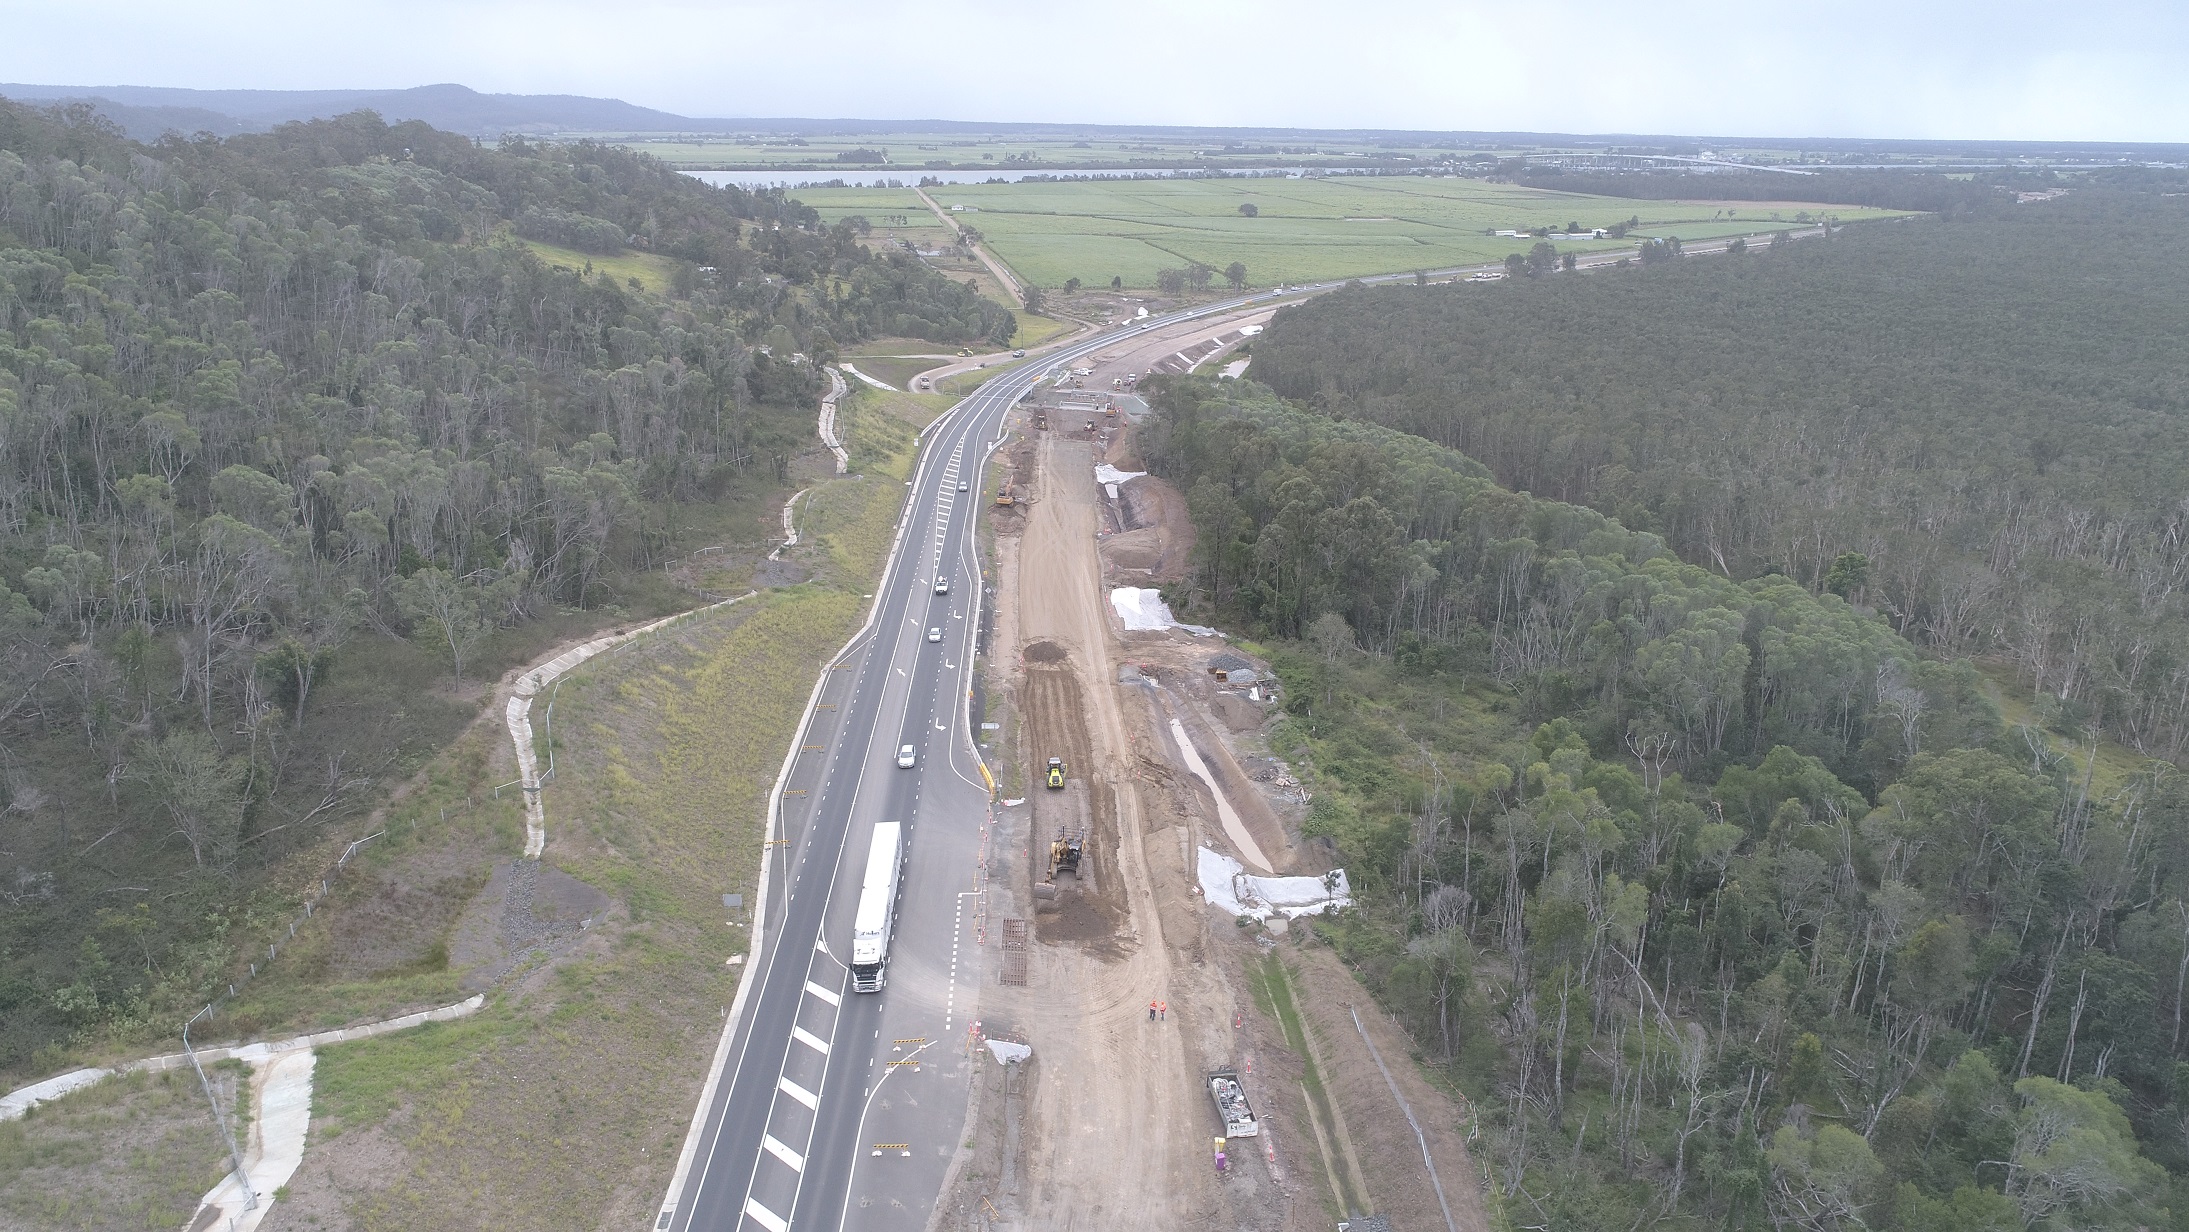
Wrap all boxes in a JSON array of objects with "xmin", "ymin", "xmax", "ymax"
[
  {"xmin": 945, "ymin": 426, "xmax": 1491, "ymax": 1232},
  {"xmin": 978, "ymin": 431, "xmax": 1243, "ymax": 1227}
]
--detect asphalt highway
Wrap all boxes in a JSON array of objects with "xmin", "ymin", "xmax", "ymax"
[
  {"xmin": 660, "ymin": 290, "xmax": 1292, "ymax": 1232},
  {"xmin": 659, "ymin": 219, "xmax": 1807, "ymax": 1232}
]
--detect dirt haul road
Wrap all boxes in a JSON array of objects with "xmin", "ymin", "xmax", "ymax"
[{"xmin": 965, "ymin": 430, "xmax": 1301, "ymax": 1230}]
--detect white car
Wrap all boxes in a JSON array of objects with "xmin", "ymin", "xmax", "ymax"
[
  {"xmin": 927, "ymin": 627, "xmax": 943, "ymax": 642},
  {"xmin": 958, "ymin": 481, "xmax": 969, "ymax": 492},
  {"xmin": 934, "ymin": 579, "xmax": 949, "ymax": 595},
  {"xmin": 897, "ymin": 744, "xmax": 916, "ymax": 768}
]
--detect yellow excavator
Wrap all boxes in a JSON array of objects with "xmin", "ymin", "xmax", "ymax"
[
  {"xmin": 1049, "ymin": 827, "xmax": 1085, "ymax": 879},
  {"xmin": 1033, "ymin": 826, "xmax": 1086, "ymax": 900},
  {"xmin": 1045, "ymin": 757, "xmax": 1065, "ymax": 789}
]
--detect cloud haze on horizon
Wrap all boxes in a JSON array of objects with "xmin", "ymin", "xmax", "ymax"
[{"xmin": 2, "ymin": 0, "xmax": 2184, "ymax": 142}]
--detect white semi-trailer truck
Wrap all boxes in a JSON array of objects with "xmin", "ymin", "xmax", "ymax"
[{"xmin": 850, "ymin": 822, "xmax": 904, "ymax": 993}]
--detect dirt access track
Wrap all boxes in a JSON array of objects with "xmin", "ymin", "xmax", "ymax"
[{"xmin": 947, "ymin": 409, "xmax": 1490, "ymax": 1229}]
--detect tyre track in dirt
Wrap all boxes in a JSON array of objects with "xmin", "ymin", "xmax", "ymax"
[{"xmin": 960, "ymin": 432, "xmax": 1274, "ymax": 1230}]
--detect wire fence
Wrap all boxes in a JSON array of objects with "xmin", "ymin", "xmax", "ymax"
[
  {"xmin": 176, "ymin": 594, "xmax": 752, "ymax": 1220},
  {"xmin": 178, "ymin": 824, "xmax": 388, "ymax": 1221}
]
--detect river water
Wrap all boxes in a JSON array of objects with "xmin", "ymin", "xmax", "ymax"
[{"xmin": 684, "ymin": 166, "xmax": 1386, "ymax": 189}]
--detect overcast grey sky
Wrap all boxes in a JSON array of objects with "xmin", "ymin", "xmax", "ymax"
[{"xmin": 3, "ymin": 0, "xmax": 2184, "ymax": 141}]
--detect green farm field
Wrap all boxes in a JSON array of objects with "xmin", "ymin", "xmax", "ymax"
[
  {"xmin": 904, "ymin": 176, "xmax": 1907, "ymax": 288},
  {"xmin": 783, "ymin": 185, "xmax": 931, "ymax": 226}
]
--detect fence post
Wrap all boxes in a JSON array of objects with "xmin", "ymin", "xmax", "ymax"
[{"xmin": 184, "ymin": 1005, "xmax": 256, "ymax": 1213}]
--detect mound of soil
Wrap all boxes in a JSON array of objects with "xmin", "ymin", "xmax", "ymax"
[{"xmin": 1100, "ymin": 526, "xmax": 1164, "ymax": 573}]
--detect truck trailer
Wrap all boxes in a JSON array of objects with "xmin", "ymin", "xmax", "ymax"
[
  {"xmin": 1208, "ymin": 1067, "xmax": 1260, "ymax": 1138},
  {"xmin": 850, "ymin": 822, "xmax": 904, "ymax": 993}
]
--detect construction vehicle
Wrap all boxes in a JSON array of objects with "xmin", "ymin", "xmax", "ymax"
[
  {"xmin": 995, "ymin": 483, "xmax": 1017, "ymax": 507},
  {"xmin": 1032, "ymin": 826, "xmax": 1086, "ymax": 900},
  {"xmin": 1045, "ymin": 757, "xmax": 1065, "ymax": 789},
  {"xmin": 1048, "ymin": 826, "xmax": 1085, "ymax": 879},
  {"xmin": 1208, "ymin": 1068, "xmax": 1260, "ymax": 1138}
]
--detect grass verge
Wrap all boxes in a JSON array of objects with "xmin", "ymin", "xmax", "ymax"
[
  {"xmin": 0, "ymin": 1066, "xmax": 236, "ymax": 1229},
  {"xmin": 280, "ymin": 379, "xmax": 932, "ymax": 1230},
  {"xmin": 1249, "ymin": 952, "xmax": 1360, "ymax": 1221},
  {"xmin": 302, "ymin": 587, "xmax": 867, "ymax": 1228}
]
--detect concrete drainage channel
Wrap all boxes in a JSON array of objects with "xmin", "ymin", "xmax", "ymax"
[
  {"xmin": 1, "ymin": 995, "xmax": 486, "ymax": 1232},
  {"xmin": 503, "ymin": 590, "xmax": 759, "ymax": 858}
]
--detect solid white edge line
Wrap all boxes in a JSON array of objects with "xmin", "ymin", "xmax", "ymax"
[
  {"xmin": 804, "ymin": 980, "xmax": 841, "ymax": 1007},
  {"xmin": 659, "ymin": 350, "xmax": 943, "ymax": 1229},
  {"xmin": 661, "ymin": 291, "xmax": 1331, "ymax": 1231},
  {"xmin": 763, "ymin": 1133, "xmax": 806, "ymax": 1173}
]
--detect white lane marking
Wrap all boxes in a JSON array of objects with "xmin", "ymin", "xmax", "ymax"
[
  {"xmin": 804, "ymin": 980, "xmax": 841, "ymax": 1007},
  {"xmin": 778, "ymin": 1075, "xmax": 819, "ymax": 1110},
  {"xmin": 745, "ymin": 1197, "xmax": 790, "ymax": 1232},
  {"xmin": 792, "ymin": 1026, "xmax": 832, "ymax": 1055},
  {"xmin": 763, "ymin": 1133, "xmax": 806, "ymax": 1172}
]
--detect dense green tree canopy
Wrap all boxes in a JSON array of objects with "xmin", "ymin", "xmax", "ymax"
[
  {"xmin": 1249, "ymin": 190, "xmax": 2189, "ymax": 765},
  {"xmin": 0, "ymin": 98, "xmax": 1020, "ymax": 1072}
]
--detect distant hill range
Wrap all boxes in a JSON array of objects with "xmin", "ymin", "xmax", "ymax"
[
  {"xmin": 1, "ymin": 82, "xmax": 2183, "ymax": 164},
  {"xmin": 0, "ymin": 82, "xmax": 693, "ymax": 140}
]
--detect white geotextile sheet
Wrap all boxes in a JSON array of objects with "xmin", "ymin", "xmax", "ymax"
[
  {"xmin": 1198, "ymin": 847, "xmax": 1351, "ymax": 920},
  {"xmin": 986, "ymin": 1040, "xmax": 1032, "ymax": 1065},
  {"xmin": 1110, "ymin": 587, "xmax": 1220, "ymax": 637},
  {"xmin": 1095, "ymin": 463, "xmax": 1145, "ymax": 499}
]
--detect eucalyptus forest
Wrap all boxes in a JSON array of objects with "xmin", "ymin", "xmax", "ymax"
[
  {"xmin": 1145, "ymin": 176, "xmax": 2189, "ymax": 1230},
  {"xmin": 0, "ymin": 98, "xmax": 1011, "ymax": 1073},
  {"xmin": 7, "ymin": 83, "xmax": 2189, "ymax": 1232}
]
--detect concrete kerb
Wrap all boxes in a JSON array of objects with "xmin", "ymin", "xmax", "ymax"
[
  {"xmin": 508, "ymin": 592, "xmax": 758, "ymax": 859},
  {"xmin": 769, "ymin": 488, "xmax": 809, "ymax": 561},
  {"xmin": 180, "ymin": 994, "xmax": 485, "ymax": 1232},
  {"xmin": 819, "ymin": 368, "xmax": 850, "ymax": 473},
  {"xmin": 1, "ymin": 994, "xmax": 487, "ymax": 1121},
  {"xmin": 657, "ymin": 396, "xmax": 954, "ymax": 1229}
]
